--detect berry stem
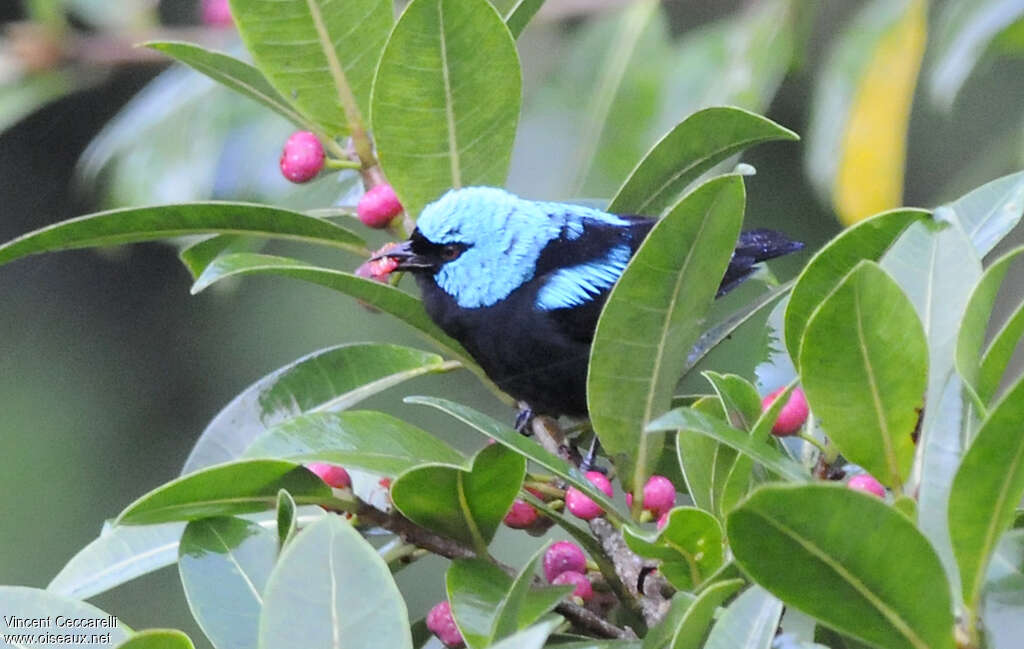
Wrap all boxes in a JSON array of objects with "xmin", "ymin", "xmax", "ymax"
[
  {"xmin": 325, "ymin": 158, "xmax": 362, "ymax": 170},
  {"xmin": 797, "ymin": 429, "xmax": 830, "ymax": 457},
  {"xmin": 522, "ymin": 481, "xmax": 565, "ymax": 498}
]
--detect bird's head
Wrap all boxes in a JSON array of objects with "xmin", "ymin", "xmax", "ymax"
[{"xmin": 374, "ymin": 187, "xmax": 559, "ymax": 308}]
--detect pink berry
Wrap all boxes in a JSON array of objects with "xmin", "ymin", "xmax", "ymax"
[
  {"xmin": 201, "ymin": 0, "xmax": 233, "ymax": 27},
  {"xmin": 279, "ymin": 131, "xmax": 325, "ymax": 183},
  {"xmin": 357, "ymin": 183, "xmax": 403, "ymax": 228},
  {"xmin": 503, "ymin": 500, "xmax": 538, "ymax": 528},
  {"xmin": 642, "ymin": 475, "xmax": 676, "ymax": 517},
  {"xmin": 565, "ymin": 472, "xmax": 612, "ymax": 520},
  {"xmin": 762, "ymin": 386, "xmax": 809, "ymax": 436},
  {"xmin": 426, "ymin": 601, "xmax": 464, "ymax": 648},
  {"xmin": 848, "ymin": 474, "xmax": 885, "ymax": 498},
  {"xmin": 306, "ymin": 462, "xmax": 350, "ymax": 489},
  {"xmin": 552, "ymin": 570, "xmax": 593, "ymax": 601},
  {"xmin": 543, "ymin": 541, "xmax": 587, "ymax": 583},
  {"xmin": 657, "ymin": 512, "xmax": 669, "ymax": 530}
]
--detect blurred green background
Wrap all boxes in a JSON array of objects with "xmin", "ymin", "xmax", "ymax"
[{"xmin": 1, "ymin": 0, "xmax": 1022, "ymax": 646}]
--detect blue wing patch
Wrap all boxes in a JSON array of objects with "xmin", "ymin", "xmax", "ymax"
[{"xmin": 535, "ymin": 244, "xmax": 632, "ymax": 311}]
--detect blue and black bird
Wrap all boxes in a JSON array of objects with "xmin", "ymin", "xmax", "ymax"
[{"xmin": 377, "ymin": 186, "xmax": 802, "ymax": 420}]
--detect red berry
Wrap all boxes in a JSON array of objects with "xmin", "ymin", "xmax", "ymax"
[
  {"xmin": 201, "ymin": 0, "xmax": 233, "ymax": 26},
  {"xmin": 552, "ymin": 570, "xmax": 593, "ymax": 601},
  {"xmin": 848, "ymin": 474, "xmax": 885, "ymax": 498},
  {"xmin": 503, "ymin": 500, "xmax": 538, "ymax": 528},
  {"xmin": 357, "ymin": 183, "xmax": 403, "ymax": 228},
  {"xmin": 306, "ymin": 462, "xmax": 350, "ymax": 489},
  {"xmin": 543, "ymin": 541, "xmax": 587, "ymax": 582},
  {"xmin": 279, "ymin": 131, "xmax": 325, "ymax": 183},
  {"xmin": 656, "ymin": 512, "xmax": 669, "ymax": 530},
  {"xmin": 565, "ymin": 471, "xmax": 613, "ymax": 520},
  {"xmin": 762, "ymin": 386, "xmax": 809, "ymax": 436},
  {"xmin": 642, "ymin": 475, "xmax": 676, "ymax": 517},
  {"xmin": 426, "ymin": 601, "xmax": 464, "ymax": 648}
]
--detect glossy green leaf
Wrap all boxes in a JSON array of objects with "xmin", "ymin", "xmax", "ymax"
[
  {"xmin": 245, "ymin": 410, "xmax": 464, "ymax": 477},
  {"xmin": 259, "ymin": 515, "xmax": 411, "ymax": 649},
  {"xmin": 504, "ymin": 0, "xmax": 545, "ymax": 38},
  {"xmin": 392, "ymin": 443, "xmax": 525, "ymax": 553},
  {"xmin": 447, "ymin": 557, "xmax": 570, "ymax": 649},
  {"xmin": 799, "ymin": 261, "xmax": 926, "ymax": 488},
  {"xmin": 178, "ymin": 234, "xmax": 264, "ymax": 280},
  {"xmin": 940, "ymin": 170, "xmax": 1024, "ymax": 257},
  {"xmin": 643, "ymin": 592, "xmax": 696, "ymax": 649},
  {"xmin": 228, "ymin": 0, "xmax": 392, "ymax": 136},
  {"xmin": 609, "ymin": 107, "xmax": 797, "ymax": 216},
  {"xmin": 0, "ymin": 202, "xmax": 366, "ymax": 268},
  {"xmin": 702, "ymin": 373, "xmax": 762, "ymax": 515},
  {"xmin": 276, "ymin": 490, "xmax": 297, "ymax": 548},
  {"xmin": 47, "ymin": 521, "xmax": 185, "ymax": 599},
  {"xmin": 703, "ymin": 586, "xmax": 783, "ymax": 649},
  {"xmin": 145, "ymin": 41, "xmax": 315, "ymax": 131},
  {"xmin": 669, "ymin": 579, "xmax": 745, "ymax": 649},
  {"xmin": 785, "ymin": 208, "xmax": 926, "ymax": 364},
  {"xmin": 183, "ymin": 343, "xmax": 457, "ymax": 474},
  {"xmin": 928, "ymin": 0, "xmax": 1024, "ymax": 110},
  {"xmin": 703, "ymin": 372, "xmax": 762, "ymax": 432},
  {"xmin": 372, "ymin": 0, "xmax": 521, "ymax": 219},
  {"xmin": 0, "ymin": 586, "xmax": 132, "ymax": 645},
  {"xmin": 623, "ymin": 507, "xmax": 724, "ymax": 592},
  {"xmin": 590, "ymin": 175, "xmax": 746, "ymax": 493},
  {"xmin": 115, "ymin": 630, "xmax": 195, "ymax": 649},
  {"xmin": 880, "ymin": 220, "xmax": 980, "ymax": 452},
  {"xmin": 728, "ymin": 484, "xmax": 954, "ymax": 649},
  {"xmin": 949, "ymin": 372, "xmax": 1024, "ymax": 610},
  {"xmin": 405, "ymin": 396, "xmax": 623, "ymax": 520},
  {"xmin": 650, "ymin": 407, "xmax": 809, "ymax": 483},
  {"xmin": 118, "ymin": 460, "xmax": 333, "ymax": 525},
  {"xmin": 675, "ymin": 397, "xmax": 727, "ymax": 513},
  {"xmin": 957, "ymin": 245, "xmax": 1024, "ymax": 406},
  {"xmin": 984, "ymin": 529, "xmax": 1024, "ymax": 649},
  {"xmin": 492, "ymin": 544, "xmax": 572, "ymax": 641},
  {"xmin": 179, "ymin": 517, "xmax": 276, "ymax": 649},
  {"xmin": 489, "ymin": 618, "xmax": 562, "ymax": 649}
]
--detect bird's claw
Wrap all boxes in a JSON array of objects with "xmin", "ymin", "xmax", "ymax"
[
  {"xmin": 514, "ymin": 406, "xmax": 534, "ymax": 436},
  {"xmin": 579, "ymin": 436, "xmax": 606, "ymax": 474}
]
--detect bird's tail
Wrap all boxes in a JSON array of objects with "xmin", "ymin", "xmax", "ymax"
[{"xmin": 718, "ymin": 229, "xmax": 804, "ymax": 296}]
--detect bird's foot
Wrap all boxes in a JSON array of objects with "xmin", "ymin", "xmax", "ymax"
[
  {"xmin": 579, "ymin": 437, "xmax": 606, "ymax": 474},
  {"xmin": 514, "ymin": 405, "xmax": 534, "ymax": 436}
]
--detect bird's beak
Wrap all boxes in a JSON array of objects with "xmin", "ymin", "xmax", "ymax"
[{"xmin": 369, "ymin": 240, "xmax": 437, "ymax": 271}]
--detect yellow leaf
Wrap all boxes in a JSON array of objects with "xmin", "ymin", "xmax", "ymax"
[{"xmin": 834, "ymin": 0, "xmax": 928, "ymax": 226}]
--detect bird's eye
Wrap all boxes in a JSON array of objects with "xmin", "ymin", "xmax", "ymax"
[{"xmin": 440, "ymin": 244, "xmax": 462, "ymax": 261}]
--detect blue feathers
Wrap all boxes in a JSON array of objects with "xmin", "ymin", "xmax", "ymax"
[
  {"xmin": 535, "ymin": 244, "xmax": 632, "ymax": 310},
  {"xmin": 419, "ymin": 187, "xmax": 633, "ymax": 309}
]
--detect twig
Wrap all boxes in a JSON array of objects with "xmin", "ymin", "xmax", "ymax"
[{"xmin": 589, "ymin": 518, "xmax": 672, "ymax": 627}]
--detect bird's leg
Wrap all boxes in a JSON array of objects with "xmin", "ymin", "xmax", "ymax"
[
  {"xmin": 580, "ymin": 436, "xmax": 606, "ymax": 474},
  {"xmin": 514, "ymin": 403, "xmax": 534, "ymax": 436}
]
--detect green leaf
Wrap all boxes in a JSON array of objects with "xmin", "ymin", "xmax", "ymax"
[
  {"xmin": 245, "ymin": 410, "xmax": 464, "ymax": 477},
  {"xmin": 948, "ymin": 372, "xmax": 1024, "ymax": 610},
  {"xmin": 47, "ymin": 521, "xmax": 185, "ymax": 599},
  {"xmin": 228, "ymin": 0, "xmax": 392, "ymax": 136},
  {"xmin": 0, "ymin": 586, "xmax": 132, "ymax": 644},
  {"xmin": 492, "ymin": 544, "xmax": 573, "ymax": 641},
  {"xmin": 117, "ymin": 460, "xmax": 333, "ymax": 525},
  {"xmin": 785, "ymin": 208, "xmax": 926, "ymax": 364},
  {"xmin": 589, "ymin": 175, "xmax": 746, "ymax": 492},
  {"xmin": 984, "ymin": 529, "xmax": 1024, "ymax": 649},
  {"xmin": 702, "ymin": 373, "xmax": 763, "ymax": 515},
  {"xmin": 405, "ymin": 396, "xmax": 623, "ymax": 520},
  {"xmin": 937, "ymin": 170, "xmax": 1024, "ymax": 257},
  {"xmin": 276, "ymin": 490, "xmax": 297, "ymax": 548},
  {"xmin": 669, "ymin": 579, "xmax": 746, "ymax": 649},
  {"xmin": 115, "ymin": 630, "xmax": 195, "ymax": 649},
  {"xmin": 956, "ymin": 246, "xmax": 1024, "ymax": 406},
  {"xmin": 178, "ymin": 234, "xmax": 265, "ymax": 280},
  {"xmin": 643, "ymin": 592, "xmax": 695, "ymax": 649},
  {"xmin": 145, "ymin": 41, "xmax": 315, "ymax": 131},
  {"xmin": 799, "ymin": 261, "xmax": 927, "ymax": 488},
  {"xmin": 371, "ymin": 0, "xmax": 521, "ymax": 219},
  {"xmin": 703, "ymin": 586, "xmax": 783, "ymax": 649},
  {"xmin": 928, "ymin": 0, "xmax": 1024, "ymax": 110},
  {"xmin": 179, "ymin": 517, "xmax": 277, "ymax": 649},
  {"xmin": 0, "ymin": 202, "xmax": 366, "ymax": 268},
  {"xmin": 447, "ymin": 557, "xmax": 570, "ymax": 649},
  {"xmin": 504, "ymin": 0, "xmax": 545, "ymax": 38},
  {"xmin": 623, "ymin": 507, "xmax": 724, "ymax": 591},
  {"xmin": 259, "ymin": 515, "xmax": 411, "ymax": 649},
  {"xmin": 650, "ymin": 408, "xmax": 809, "ymax": 484},
  {"xmin": 392, "ymin": 443, "xmax": 526, "ymax": 553},
  {"xmin": 674, "ymin": 398, "xmax": 727, "ymax": 513},
  {"xmin": 609, "ymin": 107, "xmax": 798, "ymax": 216},
  {"xmin": 489, "ymin": 618, "xmax": 562, "ymax": 649},
  {"xmin": 727, "ymin": 484, "xmax": 954, "ymax": 649},
  {"xmin": 183, "ymin": 343, "xmax": 457, "ymax": 474}
]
